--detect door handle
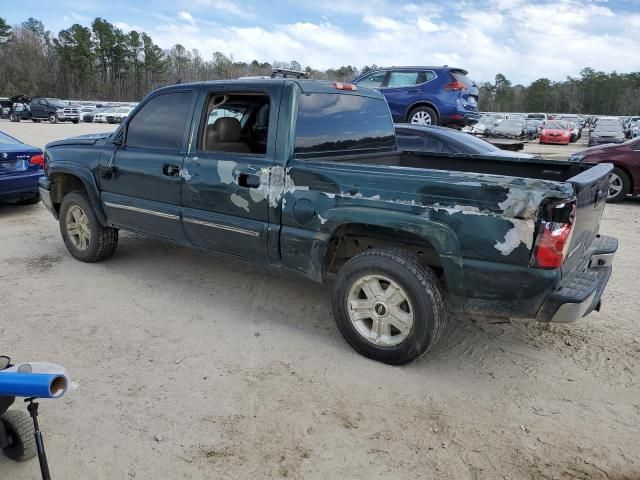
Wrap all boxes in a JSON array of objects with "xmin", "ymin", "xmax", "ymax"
[
  {"xmin": 237, "ymin": 172, "xmax": 261, "ymax": 188},
  {"xmin": 163, "ymin": 164, "xmax": 180, "ymax": 177}
]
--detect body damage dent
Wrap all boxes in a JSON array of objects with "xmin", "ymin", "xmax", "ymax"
[{"xmin": 230, "ymin": 193, "xmax": 250, "ymax": 212}]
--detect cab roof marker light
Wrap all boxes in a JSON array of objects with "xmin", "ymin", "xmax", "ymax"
[{"xmin": 332, "ymin": 82, "xmax": 358, "ymax": 91}]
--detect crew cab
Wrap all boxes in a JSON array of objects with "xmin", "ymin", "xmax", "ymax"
[
  {"xmin": 10, "ymin": 97, "xmax": 79, "ymax": 124},
  {"xmin": 38, "ymin": 79, "xmax": 617, "ymax": 364}
]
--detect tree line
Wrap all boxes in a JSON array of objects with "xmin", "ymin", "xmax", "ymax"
[{"xmin": 0, "ymin": 16, "xmax": 638, "ymax": 115}]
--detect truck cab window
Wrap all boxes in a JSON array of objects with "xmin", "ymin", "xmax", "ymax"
[
  {"xmin": 200, "ymin": 93, "xmax": 270, "ymax": 155},
  {"xmin": 126, "ymin": 91, "xmax": 192, "ymax": 150}
]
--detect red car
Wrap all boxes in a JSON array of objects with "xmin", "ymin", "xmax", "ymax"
[
  {"xmin": 539, "ymin": 121, "xmax": 571, "ymax": 145},
  {"xmin": 569, "ymin": 137, "xmax": 640, "ymax": 202}
]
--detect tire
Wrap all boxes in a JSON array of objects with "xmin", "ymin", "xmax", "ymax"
[
  {"xmin": 72, "ymin": 119, "xmax": 79, "ymax": 124},
  {"xmin": 9, "ymin": 113, "xmax": 19, "ymax": 122},
  {"xmin": 48, "ymin": 113, "xmax": 58, "ymax": 124},
  {"xmin": 408, "ymin": 106, "xmax": 438, "ymax": 126},
  {"xmin": 606, "ymin": 167, "xmax": 631, "ymax": 203},
  {"xmin": 1, "ymin": 410, "xmax": 36, "ymax": 462},
  {"xmin": 331, "ymin": 249, "xmax": 447, "ymax": 365},
  {"xmin": 59, "ymin": 191, "xmax": 118, "ymax": 262}
]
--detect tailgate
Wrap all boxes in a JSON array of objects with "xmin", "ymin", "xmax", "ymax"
[{"xmin": 562, "ymin": 163, "xmax": 612, "ymax": 276}]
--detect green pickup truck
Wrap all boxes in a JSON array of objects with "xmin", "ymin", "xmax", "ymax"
[{"xmin": 39, "ymin": 79, "xmax": 617, "ymax": 364}]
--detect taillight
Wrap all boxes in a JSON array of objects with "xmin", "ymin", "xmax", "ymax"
[
  {"xmin": 30, "ymin": 153, "xmax": 44, "ymax": 166},
  {"xmin": 443, "ymin": 81, "xmax": 466, "ymax": 91},
  {"xmin": 532, "ymin": 202, "xmax": 576, "ymax": 269},
  {"xmin": 332, "ymin": 81, "xmax": 357, "ymax": 91}
]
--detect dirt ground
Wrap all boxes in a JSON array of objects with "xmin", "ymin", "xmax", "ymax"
[{"xmin": 1, "ymin": 120, "xmax": 639, "ymax": 480}]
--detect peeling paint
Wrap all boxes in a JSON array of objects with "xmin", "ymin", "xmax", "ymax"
[
  {"xmin": 230, "ymin": 193, "xmax": 249, "ymax": 212},
  {"xmin": 498, "ymin": 189, "xmax": 544, "ymax": 219},
  {"xmin": 217, "ymin": 160, "xmax": 237, "ymax": 185},
  {"xmin": 494, "ymin": 219, "xmax": 535, "ymax": 255},
  {"xmin": 431, "ymin": 203, "xmax": 484, "ymax": 216},
  {"xmin": 318, "ymin": 215, "xmax": 328, "ymax": 224}
]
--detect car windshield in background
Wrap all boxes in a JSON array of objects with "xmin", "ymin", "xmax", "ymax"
[
  {"xmin": 478, "ymin": 115, "xmax": 501, "ymax": 126},
  {"xmin": 527, "ymin": 114, "xmax": 545, "ymax": 119},
  {"xmin": 495, "ymin": 119, "xmax": 523, "ymax": 132},
  {"xmin": 45, "ymin": 98, "xmax": 65, "ymax": 106},
  {"xmin": 594, "ymin": 124, "xmax": 624, "ymax": 134},
  {"xmin": 0, "ymin": 132, "xmax": 20, "ymax": 145},
  {"xmin": 546, "ymin": 121, "xmax": 568, "ymax": 130}
]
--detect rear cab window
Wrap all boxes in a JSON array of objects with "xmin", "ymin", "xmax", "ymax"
[{"xmin": 294, "ymin": 93, "xmax": 396, "ymax": 157}]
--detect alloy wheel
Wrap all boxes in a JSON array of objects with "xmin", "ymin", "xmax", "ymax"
[{"xmin": 66, "ymin": 205, "xmax": 92, "ymax": 250}]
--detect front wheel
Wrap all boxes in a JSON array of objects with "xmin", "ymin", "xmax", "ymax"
[
  {"xmin": 9, "ymin": 113, "xmax": 19, "ymax": 122},
  {"xmin": 607, "ymin": 167, "xmax": 631, "ymax": 203},
  {"xmin": 331, "ymin": 249, "xmax": 447, "ymax": 365},
  {"xmin": 1, "ymin": 410, "xmax": 36, "ymax": 461},
  {"xmin": 59, "ymin": 191, "xmax": 118, "ymax": 262},
  {"xmin": 408, "ymin": 106, "xmax": 438, "ymax": 126},
  {"xmin": 72, "ymin": 119, "xmax": 79, "ymax": 124},
  {"xmin": 48, "ymin": 113, "xmax": 58, "ymax": 124}
]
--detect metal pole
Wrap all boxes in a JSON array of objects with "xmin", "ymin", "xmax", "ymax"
[{"xmin": 26, "ymin": 399, "xmax": 51, "ymax": 480}]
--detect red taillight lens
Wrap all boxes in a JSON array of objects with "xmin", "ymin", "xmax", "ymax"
[
  {"xmin": 443, "ymin": 81, "xmax": 466, "ymax": 91},
  {"xmin": 30, "ymin": 154, "xmax": 44, "ymax": 166},
  {"xmin": 332, "ymin": 81, "xmax": 358, "ymax": 91},
  {"xmin": 534, "ymin": 223, "xmax": 573, "ymax": 268}
]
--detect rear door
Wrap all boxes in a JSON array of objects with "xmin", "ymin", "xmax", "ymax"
[
  {"xmin": 32, "ymin": 99, "xmax": 47, "ymax": 118},
  {"xmin": 100, "ymin": 90, "xmax": 196, "ymax": 241},
  {"xmin": 380, "ymin": 70, "xmax": 430, "ymax": 121},
  {"xmin": 180, "ymin": 84, "xmax": 282, "ymax": 261}
]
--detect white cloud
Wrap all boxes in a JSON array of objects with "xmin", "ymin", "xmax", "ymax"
[
  {"xmin": 140, "ymin": 0, "xmax": 640, "ymax": 84},
  {"xmin": 192, "ymin": 0, "xmax": 255, "ymax": 18},
  {"xmin": 178, "ymin": 11, "xmax": 195, "ymax": 24}
]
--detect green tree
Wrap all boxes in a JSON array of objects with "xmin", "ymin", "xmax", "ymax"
[
  {"xmin": 55, "ymin": 24, "xmax": 94, "ymax": 97},
  {"xmin": 0, "ymin": 17, "xmax": 12, "ymax": 43}
]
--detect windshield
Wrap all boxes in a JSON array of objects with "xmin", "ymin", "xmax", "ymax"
[
  {"xmin": 545, "ymin": 121, "xmax": 568, "ymax": 130},
  {"xmin": 0, "ymin": 132, "xmax": 20, "ymax": 145},
  {"xmin": 594, "ymin": 124, "xmax": 624, "ymax": 134},
  {"xmin": 527, "ymin": 113, "xmax": 545, "ymax": 119},
  {"xmin": 495, "ymin": 119, "xmax": 523, "ymax": 131},
  {"xmin": 478, "ymin": 115, "xmax": 501, "ymax": 126},
  {"xmin": 45, "ymin": 98, "xmax": 65, "ymax": 105}
]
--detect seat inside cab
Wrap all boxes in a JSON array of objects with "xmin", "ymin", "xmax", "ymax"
[{"xmin": 202, "ymin": 93, "xmax": 270, "ymax": 155}]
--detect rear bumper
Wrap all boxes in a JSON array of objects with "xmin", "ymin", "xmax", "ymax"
[
  {"xmin": 0, "ymin": 171, "xmax": 42, "ymax": 200},
  {"xmin": 536, "ymin": 235, "xmax": 618, "ymax": 323},
  {"xmin": 442, "ymin": 111, "xmax": 481, "ymax": 127}
]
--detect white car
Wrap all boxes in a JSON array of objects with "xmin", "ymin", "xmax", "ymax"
[
  {"xmin": 105, "ymin": 107, "xmax": 133, "ymax": 124},
  {"xmin": 93, "ymin": 107, "xmax": 118, "ymax": 123},
  {"xmin": 462, "ymin": 113, "xmax": 505, "ymax": 136}
]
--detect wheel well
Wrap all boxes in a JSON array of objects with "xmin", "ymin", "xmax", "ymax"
[
  {"xmin": 406, "ymin": 102, "xmax": 440, "ymax": 122},
  {"xmin": 324, "ymin": 223, "xmax": 444, "ymax": 280},
  {"xmin": 613, "ymin": 164, "xmax": 634, "ymax": 192},
  {"xmin": 49, "ymin": 173, "xmax": 86, "ymax": 212}
]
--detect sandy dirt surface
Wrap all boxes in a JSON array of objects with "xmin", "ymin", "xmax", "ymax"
[{"xmin": 1, "ymin": 120, "xmax": 638, "ymax": 479}]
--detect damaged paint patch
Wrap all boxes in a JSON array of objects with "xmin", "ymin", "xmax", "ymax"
[
  {"xmin": 431, "ymin": 203, "xmax": 484, "ymax": 216},
  {"xmin": 317, "ymin": 215, "xmax": 328, "ymax": 224},
  {"xmin": 230, "ymin": 193, "xmax": 250, "ymax": 212},
  {"xmin": 499, "ymin": 188, "xmax": 544, "ymax": 219},
  {"xmin": 494, "ymin": 219, "xmax": 535, "ymax": 256},
  {"xmin": 217, "ymin": 160, "xmax": 237, "ymax": 185}
]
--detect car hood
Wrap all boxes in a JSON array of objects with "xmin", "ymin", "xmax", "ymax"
[
  {"xmin": 46, "ymin": 132, "xmax": 113, "ymax": 148},
  {"xmin": 542, "ymin": 129, "xmax": 569, "ymax": 134}
]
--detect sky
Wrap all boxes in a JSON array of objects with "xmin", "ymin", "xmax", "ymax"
[{"xmin": 3, "ymin": 0, "xmax": 640, "ymax": 84}]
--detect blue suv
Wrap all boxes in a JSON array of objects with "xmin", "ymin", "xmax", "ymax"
[{"xmin": 352, "ymin": 66, "xmax": 480, "ymax": 127}]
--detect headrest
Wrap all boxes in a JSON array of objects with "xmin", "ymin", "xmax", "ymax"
[{"xmin": 214, "ymin": 117, "xmax": 242, "ymax": 143}]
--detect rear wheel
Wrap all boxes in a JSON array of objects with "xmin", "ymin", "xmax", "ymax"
[
  {"xmin": 1, "ymin": 410, "xmax": 36, "ymax": 462},
  {"xmin": 607, "ymin": 167, "xmax": 630, "ymax": 203},
  {"xmin": 59, "ymin": 191, "xmax": 118, "ymax": 262},
  {"xmin": 332, "ymin": 249, "xmax": 447, "ymax": 365},
  {"xmin": 9, "ymin": 113, "xmax": 19, "ymax": 122},
  {"xmin": 48, "ymin": 113, "xmax": 58, "ymax": 124},
  {"xmin": 408, "ymin": 106, "xmax": 438, "ymax": 126}
]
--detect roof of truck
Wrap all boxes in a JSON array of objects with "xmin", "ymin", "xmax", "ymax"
[{"xmin": 155, "ymin": 78, "xmax": 384, "ymax": 98}]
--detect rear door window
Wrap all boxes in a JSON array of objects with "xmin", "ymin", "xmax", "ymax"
[
  {"xmin": 386, "ymin": 71, "xmax": 421, "ymax": 88},
  {"xmin": 126, "ymin": 91, "xmax": 193, "ymax": 150},
  {"xmin": 295, "ymin": 93, "xmax": 395, "ymax": 156},
  {"xmin": 357, "ymin": 71, "xmax": 387, "ymax": 88}
]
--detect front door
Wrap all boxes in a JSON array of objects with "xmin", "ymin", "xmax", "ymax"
[
  {"xmin": 100, "ymin": 90, "xmax": 195, "ymax": 241},
  {"xmin": 181, "ymin": 86, "xmax": 281, "ymax": 261}
]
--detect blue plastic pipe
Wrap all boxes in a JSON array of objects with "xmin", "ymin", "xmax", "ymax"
[{"xmin": 0, "ymin": 372, "xmax": 68, "ymax": 399}]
